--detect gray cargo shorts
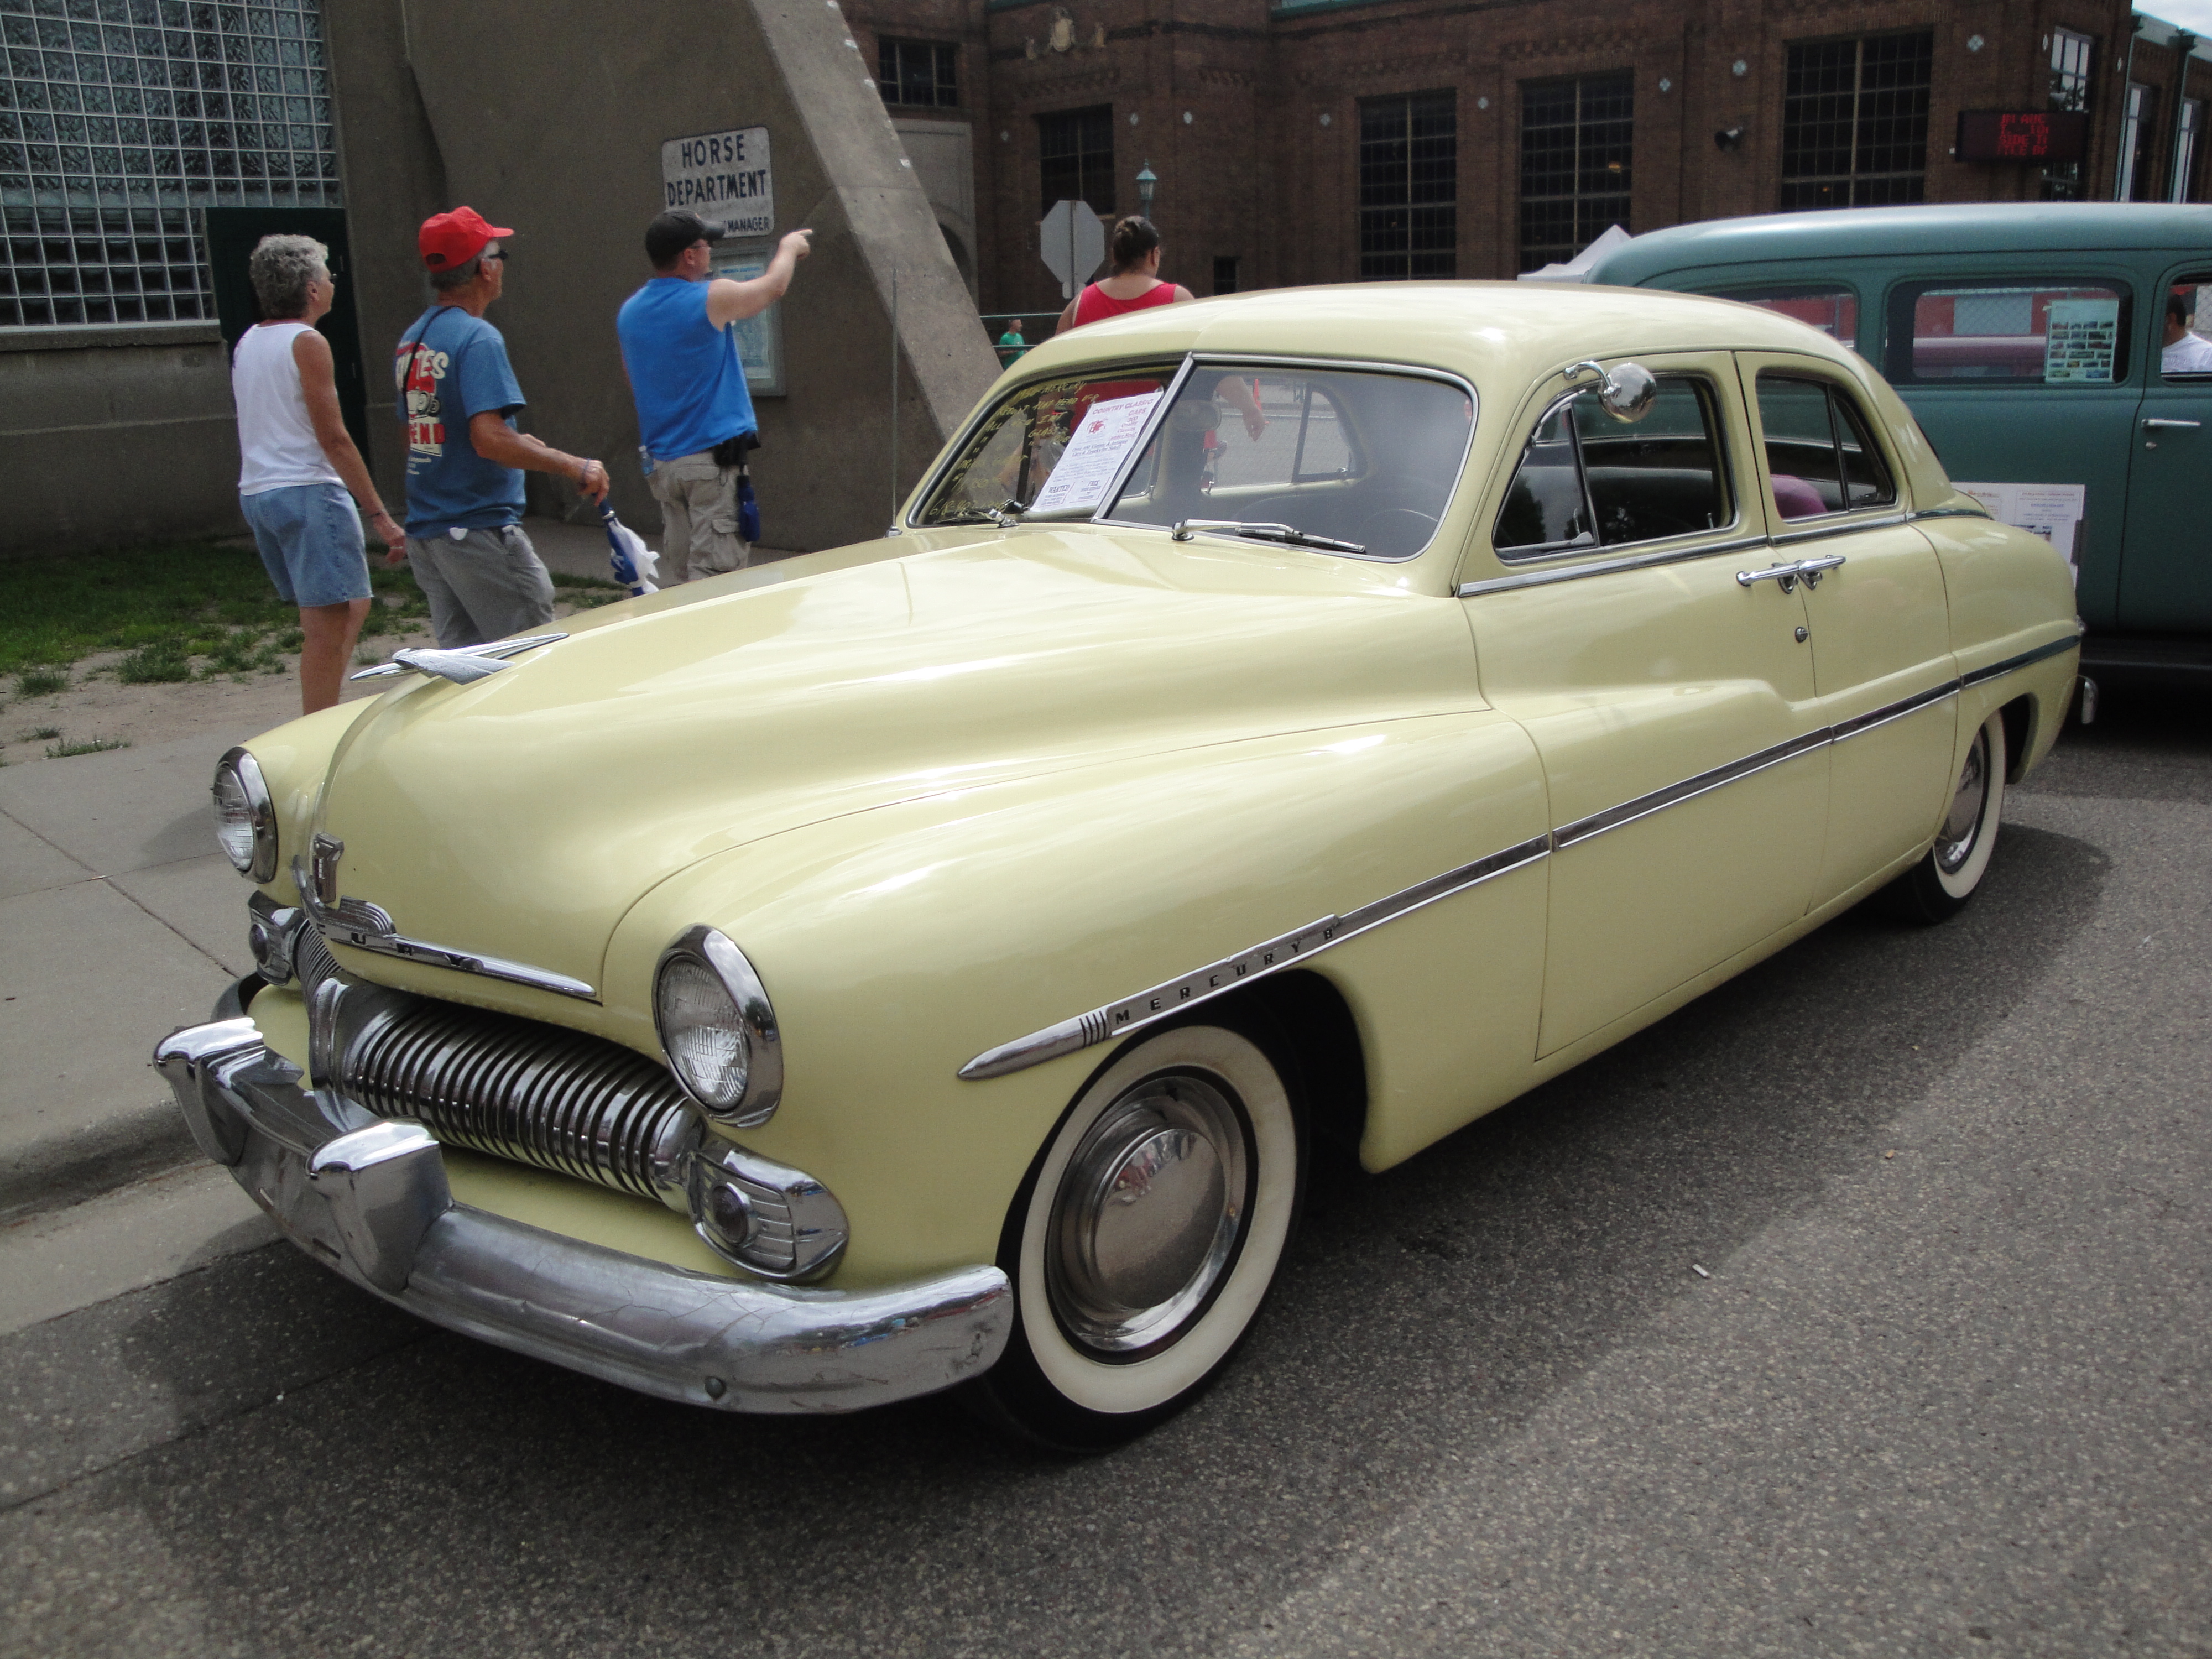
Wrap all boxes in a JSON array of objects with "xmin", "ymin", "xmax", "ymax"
[
  {"xmin": 405, "ymin": 523, "xmax": 557, "ymax": 649},
  {"xmin": 649, "ymin": 449, "xmax": 750, "ymax": 583}
]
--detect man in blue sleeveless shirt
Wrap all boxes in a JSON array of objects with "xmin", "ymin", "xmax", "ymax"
[{"xmin": 617, "ymin": 210, "xmax": 811, "ymax": 582}]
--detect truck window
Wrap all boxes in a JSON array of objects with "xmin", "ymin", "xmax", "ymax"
[
  {"xmin": 2160, "ymin": 276, "xmax": 2212, "ymax": 379},
  {"xmin": 1886, "ymin": 281, "xmax": 2131, "ymax": 385},
  {"xmin": 1713, "ymin": 286, "xmax": 1859, "ymax": 352}
]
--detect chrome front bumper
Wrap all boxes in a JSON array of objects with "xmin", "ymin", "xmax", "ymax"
[{"xmin": 153, "ymin": 982, "xmax": 1012, "ymax": 1415}]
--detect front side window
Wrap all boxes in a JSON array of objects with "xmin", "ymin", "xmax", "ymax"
[
  {"xmin": 1106, "ymin": 366, "xmax": 1475, "ymax": 558},
  {"xmin": 1888, "ymin": 281, "xmax": 2130, "ymax": 384},
  {"xmin": 1495, "ymin": 378, "xmax": 1730, "ymax": 558},
  {"xmin": 916, "ymin": 365, "xmax": 1176, "ymax": 525},
  {"xmin": 2162, "ymin": 275, "xmax": 2212, "ymax": 379},
  {"xmin": 1778, "ymin": 32, "xmax": 1933, "ymax": 211},
  {"xmin": 1713, "ymin": 286, "xmax": 1860, "ymax": 352},
  {"xmin": 879, "ymin": 39, "xmax": 958, "ymax": 109},
  {"xmin": 1755, "ymin": 374, "xmax": 1896, "ymax": 521}
]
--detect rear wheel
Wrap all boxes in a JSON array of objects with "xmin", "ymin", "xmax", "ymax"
[
  {"xmin": 1887, "ymin": 710, "xmax": 2007, "ymax": 924},
  {"xmin": 971, "ymin": 1020, "xmax": 1305, "ymax": 1450}
]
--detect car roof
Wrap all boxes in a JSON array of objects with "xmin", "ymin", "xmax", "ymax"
[
  {"xmin": 1586, "ymin": 202, "xmax": 2212, "ymax": 286},
  {"xmin": 998, "ymin": 280, "xmax": 1859, "ymax": 391}
]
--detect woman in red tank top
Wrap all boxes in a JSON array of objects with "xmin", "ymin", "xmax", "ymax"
[{"xmin": 1057, "ymin": 217, "xmax": 1192, "ymax": 332}]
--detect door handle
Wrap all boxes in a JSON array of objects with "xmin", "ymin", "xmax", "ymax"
[
  {"xmin": 1736, "ymin": 562, "xmax": 1801, "ymax": 592},
  {"xmin": 2144, "ymin": 418, "xmax": 2203, "ymax": 429},
  {"xmin": 1793, "ymin": 552, "xmax": 1846, "ymax": 588}
]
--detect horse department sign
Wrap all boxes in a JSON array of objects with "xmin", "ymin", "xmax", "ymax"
[{"xmin": 661, "ymin": 127, "xmax": 774, "ymax": 237}]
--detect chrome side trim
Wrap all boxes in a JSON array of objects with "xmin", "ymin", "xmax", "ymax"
[
  {"xmin": 1770, "ymin": 511, "xmax": 1906, "ymax": 547},
  {"xmin": 957, "ymin": 833, "xmax": 1551, "ymax": 1081},
  {"xmin": 1459, "ymin": 534, "xmax": 1771, "ymax": 597},
  {"xmin": 291, "ymin": 857, "xmax": 597, "ymax": 1002},
  {"xmin": 351, "ymin": 632, "xmax": 567, "ymax": 682},
  {"xmin": 1960, "ymin": 634, "xmax": 2081, "ymax": 687},
  {"xmin": 962, "ymin": 637, "xmax": 2080, "ymax": 1086},
  {"xmin": 1830, "ymin": 680, "xmax": 1958, "ymax": 743},
  {"xmin": 1909, "ymin": 505, "xmax": 1991, "ymax": 523},
  {"xmin": 1552, "ymin": 729, "xmax": 1833, "ymax": 849},
  {"xmin": 154, "ymin": 1009, "xmax": 1011, "ymax": 1415}
]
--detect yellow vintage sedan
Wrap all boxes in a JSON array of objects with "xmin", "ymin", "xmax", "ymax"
[{"xmin": 156, "ymin": 284, "xmax": 2079, "ymax": 1448}]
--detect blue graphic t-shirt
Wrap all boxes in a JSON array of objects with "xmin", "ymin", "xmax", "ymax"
[{"xmin": 394, "ymin": 306, "xmax": 528, "ymax": 538}]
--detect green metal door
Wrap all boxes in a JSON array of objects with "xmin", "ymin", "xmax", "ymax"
[
  {"xmin": 201, "ymin": 206, "xmax": 370, "ymax": 465},
  {"xmin": 2119, "ymin": 262, "xmax": 2212, "ymax": 632}
]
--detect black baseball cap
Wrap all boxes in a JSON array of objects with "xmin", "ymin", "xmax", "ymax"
[{"xmin": 646, "ymin": 210, "xmax": 724, "ymax": 267}]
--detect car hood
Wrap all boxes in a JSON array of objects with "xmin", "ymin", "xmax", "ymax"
[{"xmin": 311, "ymin": 525, "xmax": 1479, "ymax": 998}]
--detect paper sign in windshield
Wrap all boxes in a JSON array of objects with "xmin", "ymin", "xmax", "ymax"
[
  {"xmin": 1028, "ymin": 390, "xmax": 1164, "ymax": 515},
  {"xmin": 2044, "ymin": 298, "xmax": 2119, "ymax": 383}
]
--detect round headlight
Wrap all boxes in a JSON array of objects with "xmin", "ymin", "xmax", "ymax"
[
  {"xmin": 211, "ymin": 748, "xmax": 277, "ymax": 881},
  {"xmin": 654, "ymin": 927, "xmax": 783, "ymax": 1126}
]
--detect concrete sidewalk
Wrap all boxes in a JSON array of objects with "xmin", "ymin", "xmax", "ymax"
[{"xmin": 0, "ymin": 516, "xmax": 795, "ymax": 1227}]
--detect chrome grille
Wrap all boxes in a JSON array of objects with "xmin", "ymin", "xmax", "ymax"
[
  {"xmin": 342, "ymin": 995, "xmax": 699, "ymax": 1206},
  {"xmin": 295, "ymin": 920, "xmax": 342, "ymax": 995}
]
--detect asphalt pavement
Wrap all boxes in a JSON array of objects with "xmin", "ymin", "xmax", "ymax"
[{"xmin": 1, "ymin": 681, "xmax": 2206, "ymax": 1658}]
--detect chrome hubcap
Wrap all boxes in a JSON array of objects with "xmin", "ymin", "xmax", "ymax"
[
  {"xmin": 1047, "ymin": 1072, "xmax": 1249, "ymax": 1355},
  {"xmin": 1934, "ymin": 728, "xmax": 1989, "ymax": 874}
]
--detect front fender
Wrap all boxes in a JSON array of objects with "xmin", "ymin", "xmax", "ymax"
[{"xmin": 604, "ymin": 711, "xmax": 1548, "ymax": 1286}]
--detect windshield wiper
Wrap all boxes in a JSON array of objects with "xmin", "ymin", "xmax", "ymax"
[
  {"xmin": 1169, "ymin": 518, "xmax": 1368, "ymax": 555},
  {"xmin": 935, "ymin": 499, "xmax": 1029, "ymax": 529}
]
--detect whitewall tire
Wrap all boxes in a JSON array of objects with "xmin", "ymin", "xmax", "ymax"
[
  {"xmin": 972, "ymin": 1020, "xmax": 1305, "ymax": 1449},
  {"xmin": 1891, "ymin": 709, "xmax": 2007, "ymax": 923}
]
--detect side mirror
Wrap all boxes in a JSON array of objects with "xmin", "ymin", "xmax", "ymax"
[{"xmin": 1566, "ymin": 359, "xmax": 1658, "ymax": 424}]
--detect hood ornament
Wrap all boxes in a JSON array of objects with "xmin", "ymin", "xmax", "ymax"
[{"xmin": 351, "ymin": 633, "xmax": 567, "ymax": 685}]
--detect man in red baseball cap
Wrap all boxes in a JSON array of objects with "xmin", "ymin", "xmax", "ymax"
[{"xmin": 391, "ymin": 206, "xmax": 610, "ymax": 648}]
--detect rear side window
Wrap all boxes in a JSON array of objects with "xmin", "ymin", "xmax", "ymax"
[
  {"xmin": 1755, "ymin": 373, "xmax": 1896, "ymax": 520},
  {"xmin": 1887, "ymin": 281, "xmax": 2131, "ymax": 385},
  {"xmin": 1495, "ymin": 377, "xmax": 1730, "ymax": 558},
  {"xmin": 2161, "ymin": 275, "xmax": 2212, "ymax": 379},
  {"xmin": 1713, "ymin": 286, "xmax": 1860, "ymax": 352}
]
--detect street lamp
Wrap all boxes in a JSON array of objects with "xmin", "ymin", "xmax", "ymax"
[{"xmin": 1136, "ymin": 161, "xmax": 1157, "ymax": 220}]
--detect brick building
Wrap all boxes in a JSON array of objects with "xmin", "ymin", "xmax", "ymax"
[{"xmin": 839, "ymin": 0, "xmax": 2212, "ymax": 313}]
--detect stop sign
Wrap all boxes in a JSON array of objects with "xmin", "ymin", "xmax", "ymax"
[{"xmin": 1039, "ymin": 200, "xmax": 1106, "ymax": 299}]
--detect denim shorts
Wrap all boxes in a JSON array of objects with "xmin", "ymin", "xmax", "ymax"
[{"xmin": 240, "ymin": 481, "xmax": 371, "ymax": 608}]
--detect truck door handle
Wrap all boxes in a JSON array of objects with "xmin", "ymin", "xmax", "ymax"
[
  {"xmin": 1793, "ymin": 552, "xmax": 1846, "ymax": 588},
  {"xmin": 2144, "ymin": 418, "xmax": 2203, "ymax": 429}
]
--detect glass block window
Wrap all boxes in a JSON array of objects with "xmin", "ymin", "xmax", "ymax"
[
  {"xmin": 1359, "ymin": 90, "xmax": 1455, "ymax": 280},
  {"xmin": 1519, "ymin": 70, "xmax": 1632, "ymax": 273},
  {"xmin": 1778, "ymin": 32, "xmax": 1933, "ymax": 211},
  {"xmin": 1, "ymin": 0, "xmax": 340, "ymax": 328},
  {"xmin": 878, "ymin": 38, "xmax": 956, "ymax": 109},
  {"xmin": 2042, "ymin": 28, "xmax": 2095, "ymax": 202},
  {"xmin": 1037, "ymin": 105, "xmax": 1113, "ymax": 217}
]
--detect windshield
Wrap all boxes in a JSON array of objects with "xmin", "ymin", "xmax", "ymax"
[
  {"xmin": 1103, "ymin": 366, "xmax": 1475, "ymax": 557},
  {"xmin": 915, "ymin": 366, "xmax": 1177, "ymax": 525}
]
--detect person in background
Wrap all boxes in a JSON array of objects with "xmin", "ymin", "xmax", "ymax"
[
  {"xmin": 2162, "ymin": 289, "xmax": 2212, "ymax": 374},
  {"xmin": 395, "ymin": 206, "xmax": 609, "ymax": 648},
  {"xmin": 997, "ymin": 319, "xmax": 1030, "ymax": 364},
  {"xmin": 617, "ymin": 210, "xmax": 810, "ymax": 583},
  {"xmin": 1057, "ymin": 218, "xmax": 1264, "ymax": 441},
  {"xmin": 232, "ymin": 234, "xmax": 404, "ymax": 715}
]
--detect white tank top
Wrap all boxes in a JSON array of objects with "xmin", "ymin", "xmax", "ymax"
[{"xmin": 232, "ymin": 321, "xmax": 345, "ymax": 495}]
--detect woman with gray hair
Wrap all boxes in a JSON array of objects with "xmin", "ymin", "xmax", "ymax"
[{"xmin": 232, "ymin": 233, "xmax": 405, "ymax": 713}]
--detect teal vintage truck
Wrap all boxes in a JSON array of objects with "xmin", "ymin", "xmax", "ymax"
[{"xmin": 1585, "ymin": 204, "xmax": 2212, "ymax": 685}]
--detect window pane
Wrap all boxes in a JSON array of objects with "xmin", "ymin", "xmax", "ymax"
[
  {"xmin": 1495, "ymin": 401, "xmax": 1594, "ymax": 554},
  {"xmin": 1109, "ymin": 367, "xmax": 1473, "ymax": 557},
  {"xmin": 919, "ymin": 365, "xmax": 1177, "ymax": 524},
  {"xmin": 1518, "ymin": 69, "xmax": 1631, "ymax": 272},
  {"xmin": 1573, "ymin": 380, "xmax": 1728, "ymax": 545},
  {"xmin": 1719, "ymin": 286, "xmax": 1860, "ymax": 350},
  {"xmin": 1359, "ymin": 91, "xmax": 1455, "ymax": 279},
  {"xmin": 1757, "ymin": 375, "xmax": 1843, "ymax": 519},
  {"xmin": 1037, "ymin": 103, "xmax": 1113, "ymax": 215},
  {"xmin": 1780, "ymin": 33, "xmax": 1931, "ymax": 215},
  {"xmin": 1902, "ymin": 282, "xmax": 2126, "ymax": 383},
  {"xmin": 1831, "ymin": 394, "xmax": 1895, "ymax": 508}
]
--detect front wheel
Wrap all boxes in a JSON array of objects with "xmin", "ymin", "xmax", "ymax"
[
  {"xmin": 1886, "ymin": 709, "xmax": 2007, "ymax": 924},
  {"xmin": 969, "ymin": 1021, "xmax": 1305, "ymax": 1450}
]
